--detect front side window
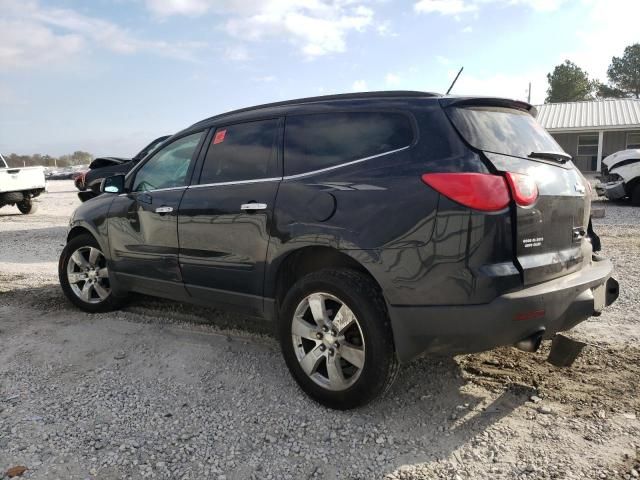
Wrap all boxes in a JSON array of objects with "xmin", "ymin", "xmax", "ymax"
[
  {"xmin": 284, "ymin": 112, "xmax": 414, "ymax": 176},
  {"xmin": 132, "ymin": 132, "xmax": 203, "ymax": 192},
  {"xmin": 199, "ymin": 119, "xmax": 280, "ymax": 184}
]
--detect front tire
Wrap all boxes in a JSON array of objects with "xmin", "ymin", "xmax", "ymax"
[
  {"xmin": 17, "ymin": 199, "xmax": 37, "ymax": 214},
  {"xmin": 278, "ymin": 269, "xmax": 399, "ymax": 410},
  {"xmin": 59, "ymin": 233, "xmax": 124, "ymax": 313}
]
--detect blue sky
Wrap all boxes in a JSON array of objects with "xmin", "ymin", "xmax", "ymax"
[{"xmin": 0, "ymin": 0, "xmax": 637, "ymax": 156}]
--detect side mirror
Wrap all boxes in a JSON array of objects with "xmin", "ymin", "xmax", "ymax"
[{"xmin": 101, "ymin": 174, "xmax": 125, "ymax": 194}]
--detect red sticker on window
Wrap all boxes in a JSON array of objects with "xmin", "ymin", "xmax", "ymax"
[{"xmin": 213, "ymin": 129, "xmax": 226, "ymax": 145}]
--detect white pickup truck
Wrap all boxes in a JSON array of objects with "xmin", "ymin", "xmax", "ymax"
[{"xmin": 0, "ymin": 153, "xmax": 46, "ymax": 214}]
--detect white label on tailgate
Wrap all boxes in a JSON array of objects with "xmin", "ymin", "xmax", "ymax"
[{"xmin": 523, "ymin": 237, "xmax": 544, "ymax": 248}]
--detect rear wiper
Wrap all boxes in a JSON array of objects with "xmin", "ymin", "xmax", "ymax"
[{"xmin": 528, "ymin": 151, "xmax": 572, "ymax": 164}]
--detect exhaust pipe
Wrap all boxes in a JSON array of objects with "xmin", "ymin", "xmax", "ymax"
[{"xmin": 514, "ymin": 330, "xmax": 545, "ymax": 352}]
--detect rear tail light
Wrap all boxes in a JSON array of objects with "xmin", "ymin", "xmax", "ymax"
[
  {"xmin": 505, "ymin": 172, "xmax": 538, "ymax": 206},
  {"xmin": 422, "ymin": 171, "xmax": 539, "ymax": 211},
  {"xmin": 421, "ymin": 173, "xmax": 510, "ymax": 212}
]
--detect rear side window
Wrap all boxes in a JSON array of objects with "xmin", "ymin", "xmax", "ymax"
[
  {"xmin": 284, "ymin": 112, "xmax": 414, "ymax": 176},
  {"xmin": 447, "ymin": 106, "xmax": 564, "ymax": 159},
  {"xmin": 199, "ymin": 119, "xmax": 280, "ymax": 184}
]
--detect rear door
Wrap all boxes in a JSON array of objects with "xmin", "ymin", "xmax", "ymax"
[
  {"xmin": 177, "ymin": 118, "xmax": 282, "ymax": 316},
  {"xmin": 445, "ymin": 102, "xmax": 591, "ymax": 286},
  {"xmin": 107, "ymin": 131, "xmax": 205, "ymax": 297}
]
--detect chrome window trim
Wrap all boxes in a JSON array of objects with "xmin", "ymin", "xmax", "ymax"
[
  {"xmin": 188, "ymin": 177, "xmax": 281, "ymax": 189},
  {"xmin": 117, "ymin": 144, "xmax": 411, "ymax": 193},
  {"xmin": 118, "ymin": 185, "xmax": 187, "ymax": 196},
  {"xmin": 187, "ymin": 145, "xmax": 411, "ymax": 188},
  {"xmin": 282, "ymin": 145, "xmax": 410, "ymax": 180}
]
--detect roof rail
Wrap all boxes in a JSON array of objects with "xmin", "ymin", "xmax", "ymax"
[{"xmin": 190, "ymin": 90, "xmax": 441, "ymax": 127}]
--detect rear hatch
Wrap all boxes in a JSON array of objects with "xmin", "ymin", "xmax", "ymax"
[{"xmin": 443, "ymin": 99, "xmax": 591, "ymax": 286}]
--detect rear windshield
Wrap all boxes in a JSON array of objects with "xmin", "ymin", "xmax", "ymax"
[{"xmin": 447, "ymin": 106, "xmax": 565, "ymax": 159}]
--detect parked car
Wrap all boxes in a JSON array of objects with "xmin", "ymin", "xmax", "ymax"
[
  {"xmin": 58, "ymin": 91, "xmax": 619, "ymax": 409},
  {"xmin": 595, "ymin": 149, "xmax": 640, "ymax": 205},
  {"xmin": 75, "ymin": 136, "xmax": 170, "ymax": 202},
  {"xmin": 0, "ymin": 153, "xmax": 46, "ymax": 214}
]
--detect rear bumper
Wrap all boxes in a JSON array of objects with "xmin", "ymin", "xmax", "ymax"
[{"xmin": 388, "ymin": 256, "xmax": 619, "ymax": 362}]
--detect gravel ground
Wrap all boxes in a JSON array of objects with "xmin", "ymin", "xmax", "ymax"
[{"xmin": 1, "ymin": 181, "xmax": 640, "ymax": 480}]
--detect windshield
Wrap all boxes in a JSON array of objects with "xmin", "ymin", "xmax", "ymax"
[
  {"xmin": 0, "ymin": 154, "xmax": 7, "ymax": 169},
  {"xmin": 447, "ymin": 106, "xmax": 566, "ymax": 160}
]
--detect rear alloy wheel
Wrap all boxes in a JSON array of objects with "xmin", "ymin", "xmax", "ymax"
[
  {"xmin": 17, "ymin": 199, "xmax": 37, "ymax": 214},
  {"xmin": 279, "ymin": 269, "xmax": 398, "ymax": 409},
  {"xmin": 59, "ymin": 233, "xmax": 124, "ymax": 312},
  {"xmin": 292, "ymin": 292, "xmax": 366, "ymax": 391}
]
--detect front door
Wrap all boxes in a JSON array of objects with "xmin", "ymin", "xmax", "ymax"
[
  {"xmin": 178, "ymin": 118, "xmax": 282, "ymax": 316},
  {"xmin": 108, "ymin": 131, "xmax": 206, "ymax": 298}
]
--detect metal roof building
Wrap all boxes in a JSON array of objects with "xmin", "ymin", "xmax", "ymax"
[{"xmin": 535, "ymin": 99, "xmax": 640, "ymax": 172}]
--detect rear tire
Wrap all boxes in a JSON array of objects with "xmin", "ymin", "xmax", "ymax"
[
  {"xmin": 631, "ymin": 183, "xmax": 640, "ymax": 207},
  {"xmin": 278, "ymin": 268, "xmax": 399, "ymax": 410},
  {"xmin": 59, "ymin": 233, "xmax": 124, "ymax": 313},
  {"xmin": 17, "ymin": 199, "xmax": 37, "ymax": 214}
]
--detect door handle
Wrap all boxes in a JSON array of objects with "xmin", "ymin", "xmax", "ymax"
[
  {"xmin": 155, "ymin": 206, "xmax": 173, "ymax": 214},
  {"xmin": 240, "ymin": 203, "xmax": 267, "ymax": 211}
]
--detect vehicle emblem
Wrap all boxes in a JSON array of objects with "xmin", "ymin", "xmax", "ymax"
[{"xmin": 574, "ymin": 182, "xmax": 586, "ymax": 194}]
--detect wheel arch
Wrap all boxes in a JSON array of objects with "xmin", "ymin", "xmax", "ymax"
[
  {"xmin": 67, "ymin": 225, "xmax": 96, "ymax": 243},
  {"xmin": 66, "ymin": 223, "xmax": 109, "ymax": 260},
  {"xmin": 269, "ymin": 246, "xmax": 386, "ymax": 316}
]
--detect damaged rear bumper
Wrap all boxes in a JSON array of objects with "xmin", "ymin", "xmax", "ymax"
[{"xmin": 388, "ymin": 256, "xmax": 619, "ymax": 362}]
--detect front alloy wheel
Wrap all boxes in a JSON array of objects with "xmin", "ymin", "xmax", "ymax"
[
  {"xmin": 59, "ymin": 233, "xmax": 124, "ymax": 313},
  {"xmin": 292, "ymin": 292, "xmax": 365, "ymax": 391},
  {"xmin": 67, "ymin": 246, "xmax": 111, "ymax": 303}
]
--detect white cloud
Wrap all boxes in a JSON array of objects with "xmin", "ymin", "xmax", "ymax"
[
  {"xmin": 142, "ymin": 0, "xmax": 375, "ymax": 58},
  {"xmin": 414, "ymin": 0, "xmax": 566, "ymax": 16},
  {"xmin": 461, "ymin": 25, "xmax": 473, "ymax": 33},
  {"xmin": 449, "ymin": 70, "xmax": 545, "ymax": 104},
  {"xmin": 0, "ymin": 19, "xmax": 84, "ymax": 69},
  {"xmin": 253, "ymin": 75, "xmax": 277, "ymax": 82},
  {"xmin": 414, "ymin": 0, "xmax": 477, "ymax": 15},
  {"xmin": 225, "ymin": 2, "xmax": 374, "ymax": 58},
  {"xmin": 224, "ymin": 45, "xmax": 250, "ymax": 61},
  {"xmin": 351, "ymin": 80, "xmax": 368, "ymax": 91},
  {"xmin": 509, "ymin": 0, "xmax": 566, "ymax": 11},
  {"xmin": 376, "ymin": 21, "xmax": 398, "ymax": 37},
  {"xmin": 0, "ymin": 0, "xmax": 205, "ymax": 69},
  {"xmin": 436, "ymin": 55, "xmax": 451, "ymax": 65},
  {"xmin": 145, "ymin": 0, "xmax": 211, "ymax": 16},
  {"xmin": 385, "ymin": 73, "xmax": 401, "ymax": 86}
]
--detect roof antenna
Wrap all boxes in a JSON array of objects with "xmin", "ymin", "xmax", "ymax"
[{"xmin": 446, "ymin": 66, "xmax": 464, "ymax": 95}]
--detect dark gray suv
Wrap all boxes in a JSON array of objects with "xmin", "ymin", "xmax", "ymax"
[{"xmin": 59, "ymin": 91, "xmax": 619, "ymax": 409}]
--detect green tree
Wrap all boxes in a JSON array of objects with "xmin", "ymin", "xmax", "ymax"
[
  {"xmin": 596, "ymin": 82, "xmax": 626, "ymax": 99},
  {"xmin": 545, "ymin": 60, "xmax": 596, "ymax": 103},
  {"xmin": 602, "ymin": 43, "xmax": 640, "ymax": 98}
]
